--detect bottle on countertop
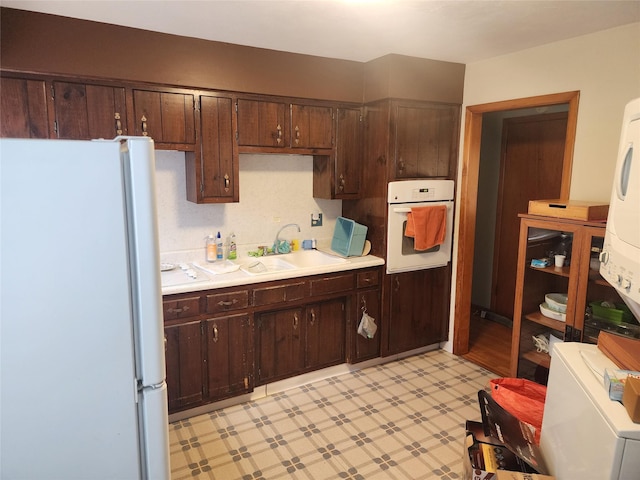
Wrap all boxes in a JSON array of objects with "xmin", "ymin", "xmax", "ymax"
[
  {"xmin": 216, "ymin": 231, "xmax": 224, "ymax": 261},
  {"xmin": 206, "ymin": 234, "xmax": 217, "ymax": 262},
  {"xmin": 227, "ymin": 232, "xmax": 237, "ymax": 260}
]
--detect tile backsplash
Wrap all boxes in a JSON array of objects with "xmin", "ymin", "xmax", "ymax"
[{"xmin": 154, "ymin": 151, "xmax": 342, "ymax": 255}]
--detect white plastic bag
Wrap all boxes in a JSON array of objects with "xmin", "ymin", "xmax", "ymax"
[{"xmin": 357, "ymin": 311, "xmax": 377, "ymax": 339}]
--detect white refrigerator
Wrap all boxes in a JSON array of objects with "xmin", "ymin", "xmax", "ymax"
[{"xmin": 0, "ymin": 137, "xmax": 170, "ymax": 479}]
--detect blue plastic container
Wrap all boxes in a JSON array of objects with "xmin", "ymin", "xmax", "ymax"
[{"xmin": 331, "ymin": 217, "xmax": 368, "ymax": 257}]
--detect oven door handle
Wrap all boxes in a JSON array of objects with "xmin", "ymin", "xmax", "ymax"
[{"xmin": 392, "ymin": 207, "xmax": 412, "ymax": 213}]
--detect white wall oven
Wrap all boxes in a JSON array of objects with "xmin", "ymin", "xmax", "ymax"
[{"xmin": 386, "ymin": 180, "xmax": 455, "ymax": 274}]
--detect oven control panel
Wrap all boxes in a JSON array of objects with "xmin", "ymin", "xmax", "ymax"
[{"xmin": 388, "ymin": 180, "xmax": 454, "ymax": 203}]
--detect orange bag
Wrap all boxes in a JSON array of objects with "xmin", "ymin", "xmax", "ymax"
[{"xmin": 489, "ymin": 378, "xmax": 547, "ymax": 444}]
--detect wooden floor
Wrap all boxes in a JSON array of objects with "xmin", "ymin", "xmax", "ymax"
[{"xmin": 461, "ymin": 314, "xmax": 512, "ymax": 378}]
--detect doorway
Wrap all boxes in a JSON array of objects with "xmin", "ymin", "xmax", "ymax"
[{"xmin": 452, "ymin": 91, "xmax": 580, "ymax": 375}]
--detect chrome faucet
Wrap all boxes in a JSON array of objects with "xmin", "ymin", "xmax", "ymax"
[{"xmin": 273, "ymin": 223, "xmax": 300, "ymax": 254}]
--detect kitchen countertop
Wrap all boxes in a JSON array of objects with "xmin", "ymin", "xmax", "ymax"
[{"xmin": 161, "ymin": 251, "xmax": 385, "ymax": 295}]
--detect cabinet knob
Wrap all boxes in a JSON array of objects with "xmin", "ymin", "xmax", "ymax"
[
  {"xmin": 276, "ymin": 124, "xmax": 282, "ymax": 145},
  {"xmin": 293, "ymin": 312, "xmax": 299, "ymax": 329},
  {"xmin": 217, "ymin": 299, "xmax": 238, "ymax": 307},
  {"xmin": 167, "ymin": 306, "xmax": 189, "ymax": 314},
  {"xmin": 114, "ymin": 112, "xmax": 123, "ymax": 135},
  {"xmin": 339, "ymin": 174, "xmax": 345, "ymax": 191},
  {"xmin": 294, "ymin": 125, "xmax": 300, "ymax": 145},
  {"xmin": 309, "ymin": 309, "xmax": 316, "ymax": 326},
  {"xmin": 212, "ymin": 324, "xmax": 219, "ymax": 343},
  {"xmin": 141, "ymin": 115, "xmax": 148, "ymax": 136},
  {"xmin": 223, "ymin": 174, "xmax": 230, "ymax": 191}
]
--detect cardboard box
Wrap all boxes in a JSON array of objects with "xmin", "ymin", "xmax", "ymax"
[
  {"xmin": 528, "ymin": 199, "xmax": 609, "ymax": 221},
  {"xmin": 496, "ymin": 472, "xmax": 555, "ymax": 480},
  {"xmin": 463, "ymin": 421, "xmax": 536, "ymax": 480},
  {"xmin": 462, "ymin": 392, "xmax": 553, "ymax": 480},
  {"xmin": 604, "ymin": 368, "xmax": 640, "ymax": 401},
  {"xmin": 623, "ymin": 376, "xmax": 640, "ymax": 423}
]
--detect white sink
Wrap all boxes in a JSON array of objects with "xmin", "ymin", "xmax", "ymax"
[
  {"xmin": 240, "ymin": 257, "xmax": 296, "ymax": 275},
  {"xmin": 284, "ymin": 250, "xmax": 347, "ymax": 268}
]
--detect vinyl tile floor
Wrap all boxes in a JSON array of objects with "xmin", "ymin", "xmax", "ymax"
[{"xmin": 169, "ymin": 349, "xmax": 495, "ymax": 479}]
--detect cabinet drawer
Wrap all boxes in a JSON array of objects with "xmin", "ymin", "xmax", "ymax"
[
  {"xmin": 309, "ymin": 273, "xmax": 354, "ymax": 296},
  {"xmin": 206, "ymin": 290, "xmax": 249, "ymax": 314},
  {"xmin": 357, "ymin": 270, "xmax": 379, "ymax": 288},
  {"xmin": 163, "ymin": 296, "xmax": 201, "ymax": 321},
  {"xmin": 253, "ymin": 282, "xmax": 306, "ymax": 307}
]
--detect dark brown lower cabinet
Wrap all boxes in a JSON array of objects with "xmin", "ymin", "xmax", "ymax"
[
  {"xmin": 384, "ymin": 267, "xmax": 450, "ymax": 356},
  {"xmin": 255, "ymin": 298, "xmax": 347, "ymax": 386},
  {"xmin": 305, "ymin": 299, "xmax": 346, "ymax": 369},
  {"xmin": 164, "ymin": 313, "xmax": 252, "ymax": 413},
  {"xmin": 205, "ymin": 314, "xmax": 252, "ymax": 399},
  {"xmin": 255, "ymin": 307, "xmax": 305, "ymax": 385},
  {"xmin": 164, "ymin": 320, "xmax": 204, "ymax": 412},
  {"xmin": 351, "ymin": 289, "xmax": 381, "ymax": 362},
  {"xmin": 164, "ymin": 266, "xmax": 382, "ymax": 413}
]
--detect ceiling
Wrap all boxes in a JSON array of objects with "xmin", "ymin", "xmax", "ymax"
[{"xmin": 2, "ymin": 0, "xmax": 640, "ymax": 64}]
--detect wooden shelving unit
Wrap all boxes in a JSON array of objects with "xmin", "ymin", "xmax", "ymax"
[{"xmin": 509, "ymin": 214, "xmax": 637, "ymax": 382}]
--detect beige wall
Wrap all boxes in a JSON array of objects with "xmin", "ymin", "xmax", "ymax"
[
  {"xmin": 461, "ymin": 22, "xmax": 640, "ymax": 203},
  {"xmin": 444, "ymin": 22, "xmax": 640, "ymax": 352}
]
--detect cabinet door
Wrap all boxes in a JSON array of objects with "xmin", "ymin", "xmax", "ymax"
[
  {"xmin": 198, "ymin": 94, "xmax": 237, "ymax": 202},
  {"xmin": 132, "ymin": 89, "xmax": 196, "ymax": 148},
  {"xmin": 164, "ymin": 320, "xmax": 204, "ymax": 412},
  {"xmin": 236, "ymin": 98, "xmax": 287, "ymax": 148},
  {"xmin": 510, "ymin": 217, "xmax": 583, "ymax": 382},
  {"xmin": 52, "ymin": 81, "xmax": 127, "ymax": 139},
  {"xmin": 255, "ymin": 307, "xmax": 304, "ymax": 385},
  {"xmin": 305, "ymin": 299, "xmax": 346, "ymax": 370},
  {"xmin": 290, "ymin": 103, "xmax": 333, "ymax": 149},
  {"xmin": 334, "ymin": 107, "xmax": 362, "ymax": 197},
  {"xmin": 386, "ymin": 268, "xmax": 450, "ymax": 355},
  {"xmin": 205, "ymin": 314, "xmax": 252, "ymax": 400},
  {"xmin": 0, "ymin": 77, "xmax": 49, "ymax": 138},
  {"xmin": 394, "ymin": 103, "xmax": 459, "ymax": 179},
  {"xmin": 351, "ymin": 288, "xmax": 381, "ymax": 363}
]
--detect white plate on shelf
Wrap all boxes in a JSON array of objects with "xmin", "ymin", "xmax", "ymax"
[
  {"xmin": 160, "ymin": 263, "xmax": 176, "ymax": 271},
  {"xmin": 540, "ymin": 302, "xmax": 566, "ymax": 322}
]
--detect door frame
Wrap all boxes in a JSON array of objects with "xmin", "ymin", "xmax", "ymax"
[{"xmin": 452, "ymin": 91, "xmax": 580, "ymax": 355}]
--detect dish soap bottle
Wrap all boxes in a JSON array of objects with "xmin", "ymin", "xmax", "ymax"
[
  {"xmin": 216, "ymin": 231, "xmax": 223, "ymax": 261},
  {"xmin": 206, "ymin": 234, "xmax": 217, "ymax": 262},
  {"xmin": 227, "ymin": 233, "xmax": 237, "ymax": 260}
]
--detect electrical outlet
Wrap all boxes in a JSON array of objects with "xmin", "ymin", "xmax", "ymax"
[{"xmin": 311, "ymin": 213, "xmax": 323, "ymax": 227}]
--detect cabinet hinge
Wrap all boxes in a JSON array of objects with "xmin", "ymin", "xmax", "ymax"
[
  {"xmin": 53, "ymin": 120, "xmax": 58, "ymax": 134},
  {"xmin": 200, "ymin": 182, "xmax": 205, "ymax": 196},
  {"xmin": 359, "ymin": 114, "xmax": 364, "ymax": 122},
  {"xmin": 193, "ymin": 98, "xmax": 199, "ymax": 112},
  {"xmin": 234, "ymin": 102, "xmax": 238, "ymax": 113},
  {"xmin": 235, "ymin": 131, "xmax": 239, "ymax": 141},
  {"xmin": 50, "ymin": 84, "xmax": 55, "ymax": 99}
]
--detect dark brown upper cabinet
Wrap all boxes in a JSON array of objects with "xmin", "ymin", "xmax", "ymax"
[
  {"xmin": 0, "ymin": 76, "xmax": 49, "ymax": 139},
  {"xmin": 51, "ymin": 81, "xmax": 127, "ymax": 140},
  {"xmin": 186, "ymin": 93, "xmax": 238, "ymax": 204},
  {"xmin": 236, "ymin": 98, "xmax": 287, "ymax": 149},
  {"xmin": 393, "ymin": 102, "xmax": 460, "ymax": 180},
  {"xmin": 313, "ymin": 106, "xmax": 362, "ymax": 199},
  {"xmin": 131, "ymin": 88, "xmax": 196, "ymax": 150},
  {"xmin": 290, "ymin": 103, "xmax": 333, "ymax": 149},
  {"xmin": 235, "ymin": 96, "xmax": 335, "ymax": 153}
]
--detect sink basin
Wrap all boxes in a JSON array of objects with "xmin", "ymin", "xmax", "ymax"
[
  {"xmin": 240, "ymin": 257, "xmax": 296, "ymax": 275},
  {"xmin": 285, "ymin": 250, "xmax": 347, "ymax": 268}
]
